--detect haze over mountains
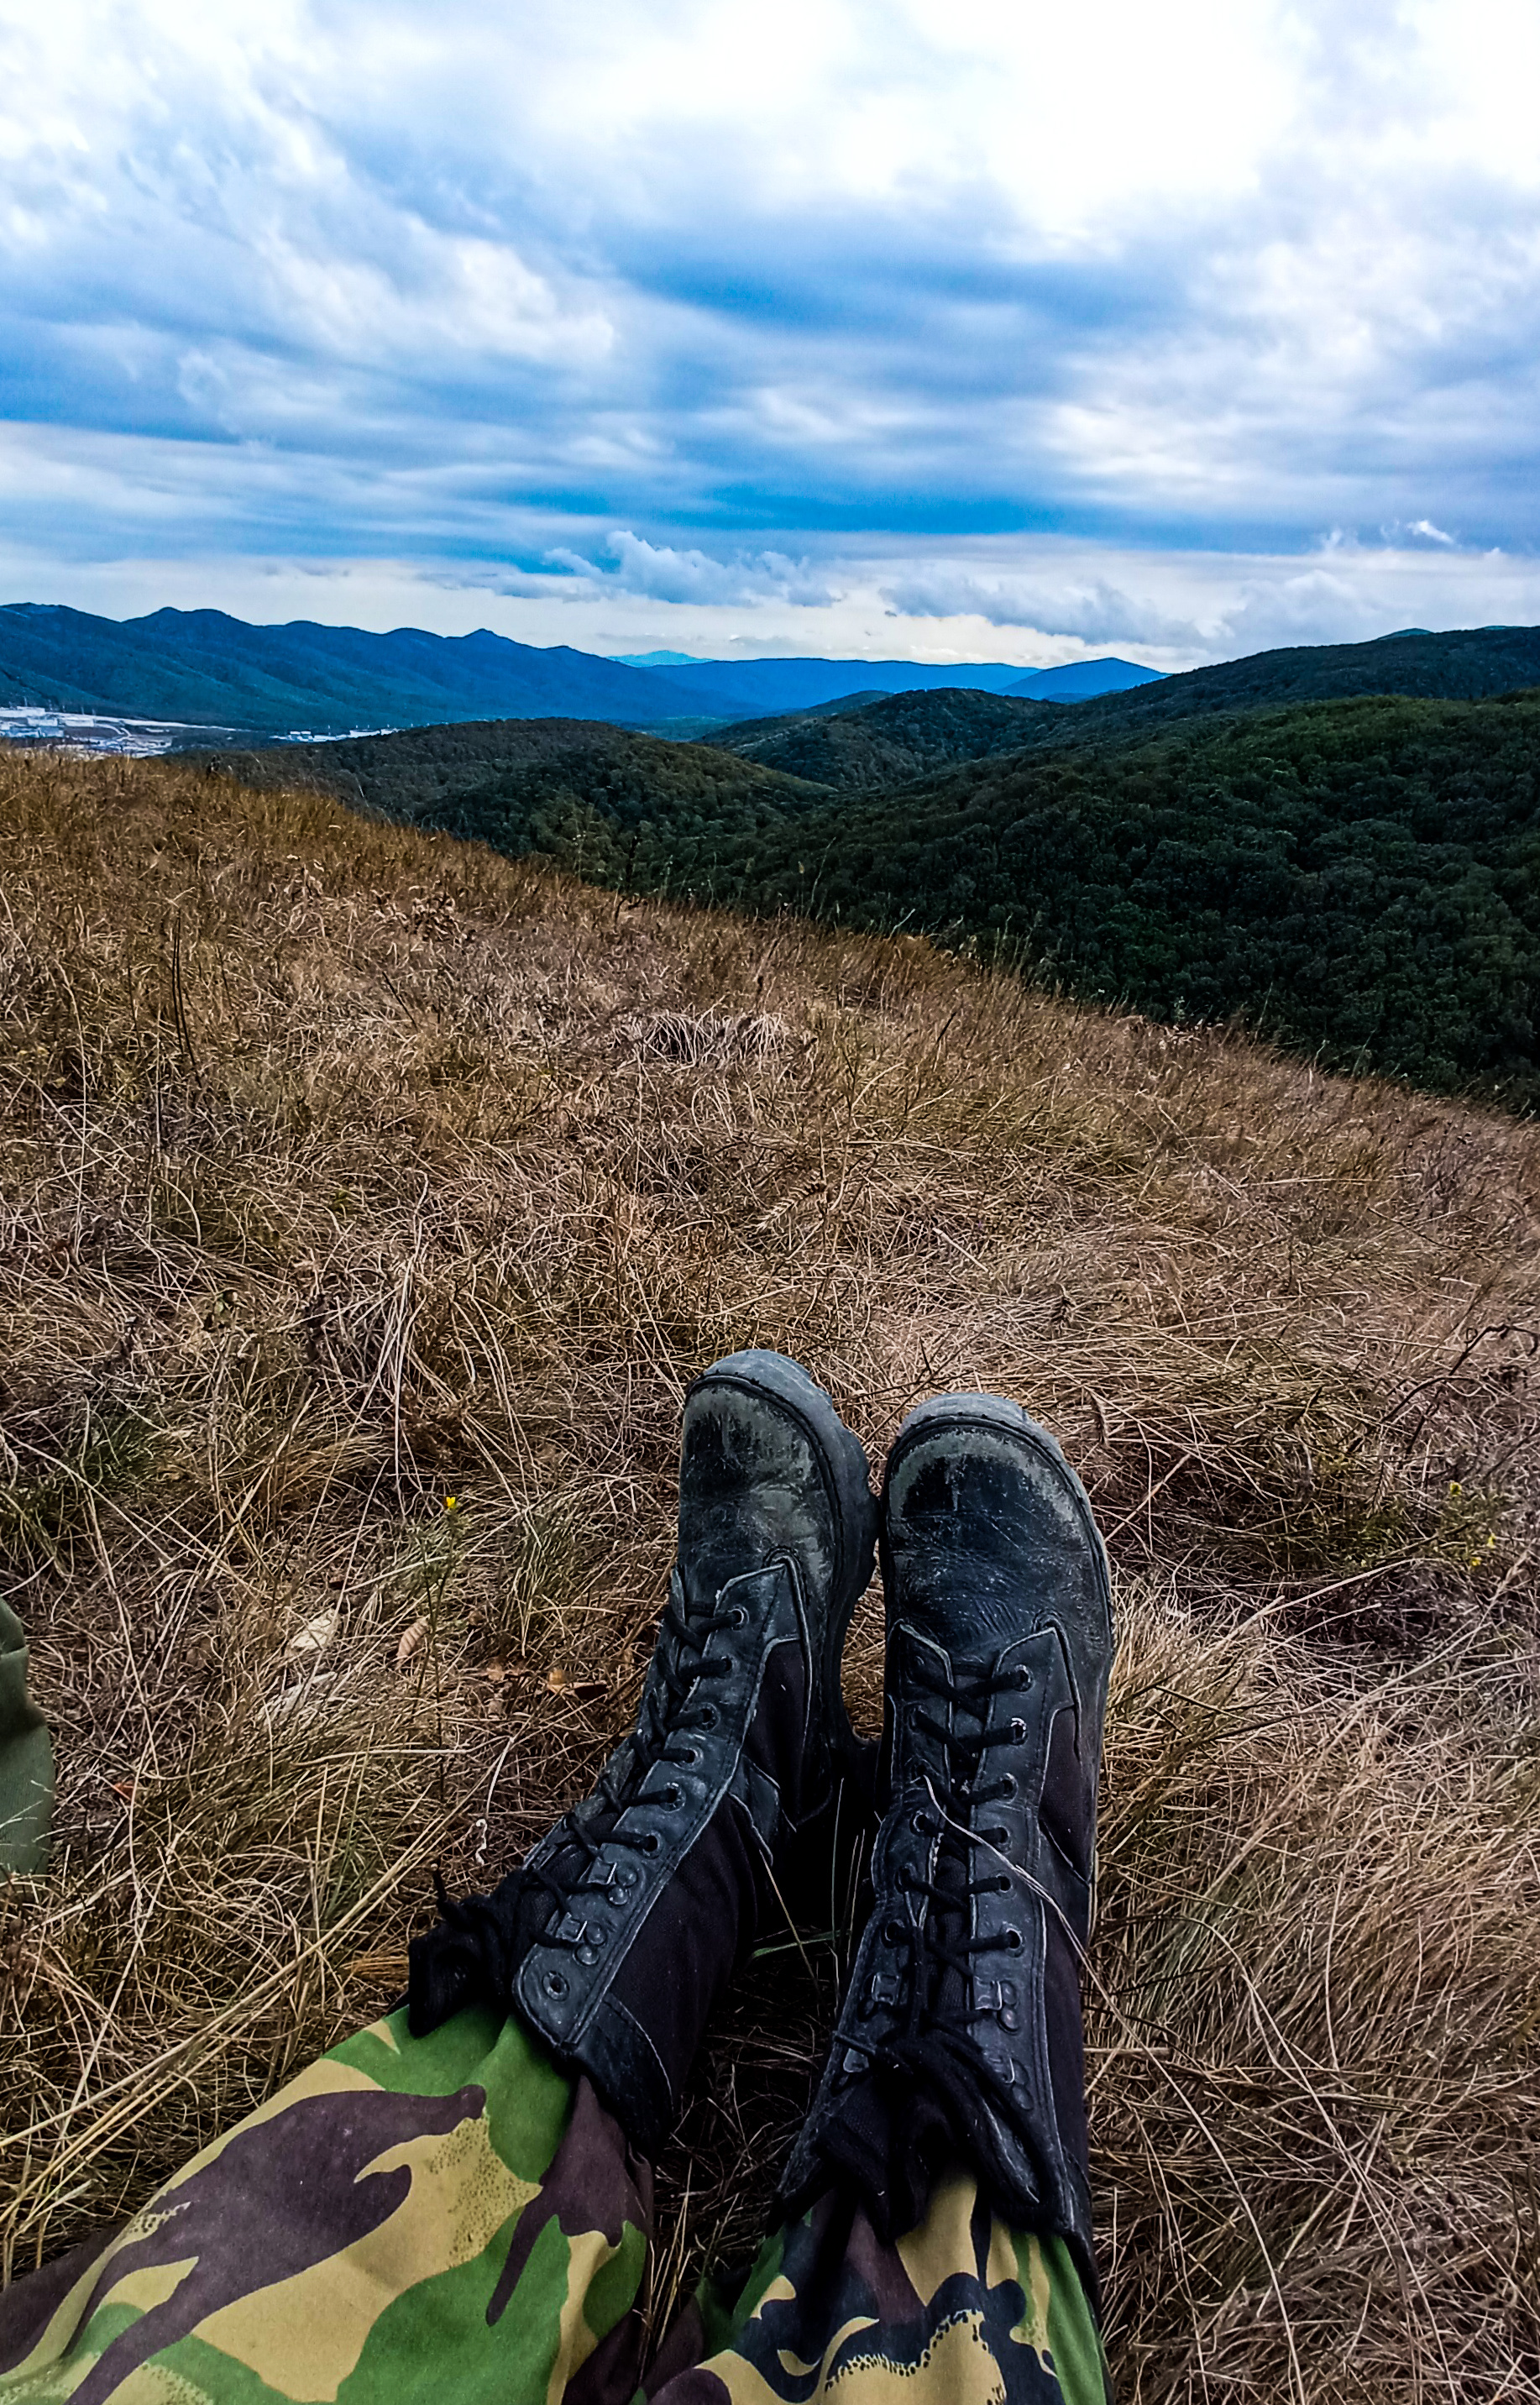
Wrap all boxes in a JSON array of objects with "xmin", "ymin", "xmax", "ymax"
[
  {"xmin": 600, "ymin": 651, "xmax": 1163, "ymax": 715},
  {"xmin": 0, "ymin": 605, "xmax": 731, "ymax": 736}
]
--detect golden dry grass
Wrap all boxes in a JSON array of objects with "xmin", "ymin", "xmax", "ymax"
[{"xmin": 2, "ymin": 749, "xmax": 1537, "ymax": 2397}]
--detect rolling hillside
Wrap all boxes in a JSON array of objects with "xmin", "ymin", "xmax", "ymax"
[
  {"xmin": 1002, "ymin": 621, "xmax": 1540, "ymax": 751},
  {"xmin": 222, "ymin": 715, "xmax": 832, "ymax": 833},
  {"xmin": 705, "ymin": 687, "xmax": 1057, "ymax": 787},
  {"xmin": 402, "ymin": 690, "xmax": 1540, "ymax": 1107}
]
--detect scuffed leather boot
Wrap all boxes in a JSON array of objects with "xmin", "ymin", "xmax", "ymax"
[
  {"xmin": 781, "ymin": 1394, "xmax": 1113, "ymax": 2298},
  {"xmin": 407, "ymin": 1350, "xmax": 876, "ymax": 2156}
]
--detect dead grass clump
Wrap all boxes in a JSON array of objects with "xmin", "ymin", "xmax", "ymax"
[
  {"xmin": 1, "ymin": 750, "xmax": 1537, "ymax": 2395},
  {"xmin": 618, "ymin": 1007, "xmax": 787, "ymax": 1065}
]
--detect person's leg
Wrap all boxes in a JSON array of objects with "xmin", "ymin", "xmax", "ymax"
[
  {"xmin": 1, "ymin": 1350, "xmax": 876, "ymax": 2405},
  {"xmin": 650, "ymin": 2168, "xmax": 1109, "ymax": 2405},
  {"xmin": 0, "ymin": 2007, "xmax": 652, "ymax": 2405},
  {"xmin": 648, "ymin": 1391, "xmax": 1117, "ymax": 2405}
]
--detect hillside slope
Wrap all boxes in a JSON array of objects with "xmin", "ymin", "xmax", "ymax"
[
  {"xmin": 3, "ymin": 751, "xmax": 1537, "ymax": 2401},
  {"xmin": 408, "ymin": 692, "xmax": 1540, "ymax": 1107},
  {"xmin": 223, "ymin": 715, "xmax": 835, "ymax": 830},
  {"xmin": 705, "ymin": 687, "xmax": 1057, "ymax": 787},
  {"xmin": 1003, "ymin": 621, "xmax": 1540, "ymax": 752}
]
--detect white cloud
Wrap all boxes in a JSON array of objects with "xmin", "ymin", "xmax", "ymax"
[
  {"xmin": 545, "ymin": 532, "xmax": 838, "ymax": 609},
  {"xmin": 0, "ymin": 0, "xmax": 1537, "ymax": 642}
]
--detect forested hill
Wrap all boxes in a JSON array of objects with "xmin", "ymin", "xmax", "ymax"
[
  {"xmin": 708, "ymin": 627, "xmax": 1540, "ymax": 790},
  {"xmin": 1009, "ymin": 623, "xmax": 1540, "ymax": 752},
  {"xmin": 706, "ymin": 688, "xmax": 1058, "ymax": 788},
  {"xmin": 0, "ymin": 605, "xmax": 746, "ymax": 732},
  {"xmin": 221, "ymin": 715, "xmax": 832, "ymax": 836},
  {"xmin": 413, "ymin": 689, "xmax": 1540, "ymax": 1108}
]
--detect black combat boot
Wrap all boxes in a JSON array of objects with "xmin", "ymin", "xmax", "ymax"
[
  {"xmin": 781, "ymin": 1394, "xmax": 1113, "ymax": 2301},
  {"xmin": 407, "ymin": 1350, "xmax": 877, "ymax": 2157}
]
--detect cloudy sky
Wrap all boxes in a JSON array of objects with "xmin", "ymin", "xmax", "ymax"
[{"xmin": 3, "ymin": 0, "xmax": 1538, "ymax": 666}]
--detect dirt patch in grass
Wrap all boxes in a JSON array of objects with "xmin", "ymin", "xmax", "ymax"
[{"xmin": 2, "ymin": 751, "xmax": 1537, "ymax": 2395}]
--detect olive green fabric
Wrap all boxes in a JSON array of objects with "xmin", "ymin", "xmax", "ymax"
[
  {"xmin": 0, "ymin": 2004, "xmax": 1108, "ymax": 2405},
  {"xmin": 660, "ymin": 2171, "xmax": 1110, "ymax": 2405},
  {"xmin": 0, "ymin": 2007, "xmax": 655, "ymax": 2405},
  {"xmin": 0, "ymin": 1595, "xmax": 52, "ymax": 1877}
]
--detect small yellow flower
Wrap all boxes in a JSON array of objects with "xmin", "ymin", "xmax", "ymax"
[
  {"xmin": 444, "ymin": 1496, "xmax": 458, "ymax": 1514},
  {"xmin": 1448, "ymin": 1480, "xmax": 1462, "ymax": 1495}
]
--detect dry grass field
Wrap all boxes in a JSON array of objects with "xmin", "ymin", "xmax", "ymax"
[{"xmin": 3, "ymin": 748, "xmax": 1538, "ymax": 2399}]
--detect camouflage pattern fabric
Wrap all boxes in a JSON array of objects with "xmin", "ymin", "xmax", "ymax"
[
  {"xmin": 0, "ymin": 2007, "xmax": 653, "ymax": 2405},
  {"xmin": 0, "ymin": 2011, "xmax": 1108, "ymax": 2405},
  {"xmin": 652, "ymin": 2171, "xmax": 1110, "ymax": 2405}
]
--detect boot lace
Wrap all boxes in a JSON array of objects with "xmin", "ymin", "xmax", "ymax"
[{"xmin": 843, "ymin": 1657, "xmax": 1032, "ymax": 2114}]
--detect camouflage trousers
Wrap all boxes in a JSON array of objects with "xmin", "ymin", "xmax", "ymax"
[{"xmin": 0, "ymin": 2005, "xmax": 1110, "ymax": 2405}]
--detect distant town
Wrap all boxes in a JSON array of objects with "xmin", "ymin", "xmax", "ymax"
[
  {"xmin": 0, "ymin": 707, "xmax": 194, "ymax": 755},
  {"xmin": 0, "ymin": 708, "xmax": 397, "ymax": 755}
]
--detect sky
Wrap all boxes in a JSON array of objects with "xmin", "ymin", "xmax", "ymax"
[{"xmin": 3, "ymin": 0, "xmax": 1539, "ymax": 668}]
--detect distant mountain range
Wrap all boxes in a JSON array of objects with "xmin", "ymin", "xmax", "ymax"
[
  {"xmin": 6, "ymin": 602, "xmax": 1537, "ymax": 752},
  {"xmin": 0, "ymin": 603, "xmax": 1160, "ymax": 737},
  {"xmin": 605, "ymin": 652, "xmax": 1161, "ymax": 713},
  {"xmin": 0, "ymin": 605, "xmax": 734, "ymax": 736}
]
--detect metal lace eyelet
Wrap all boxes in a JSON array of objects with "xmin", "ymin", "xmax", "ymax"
[
  {"xmin": 911, "ymin": 1810, "xmax": 933, "ymax": 1835},
  {"xmin": 543, "ymin": 1971, "xmax": 568, "ymax": 1998},
  {"xmin": 998, "ymin": 1773, "xmax": 1018, "ymax": 1800},
  {"xmin": 1003, "ymin": 1927, "xmax": 1024, "ymax": 1952},
  {"xmin": 698, "ymin": 1703, "xmax": 719, "ymax": 1729},
  {"xmin": 642, "ymin": 1831, "xmax": 663, "ymax": 1854},
  {"xmin": 883, "ymin": 1920, "xmax": 904, "ymax": 1946},
  {"xmin": 1008, "ymin": 1718, "xmax": 1028, "ymax": 1742},
  {"xmin": 984, "ymin": 1825, "xmax": 1008, "ymax": 1844},
  {"xmin": 662, "ymin": 1784, "xmax": 684, "ymax": 1810}
]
